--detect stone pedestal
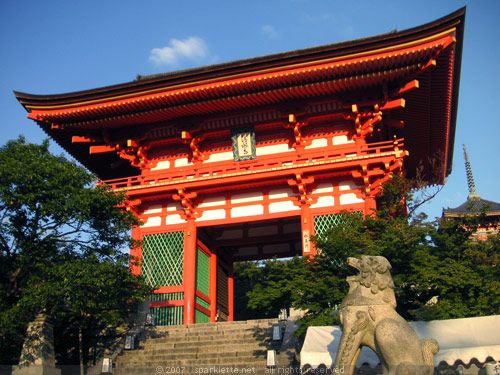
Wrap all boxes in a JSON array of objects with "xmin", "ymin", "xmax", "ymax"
[{"xmin": 12, "ymin": 314, "xmax": 61, "ymax": 375}]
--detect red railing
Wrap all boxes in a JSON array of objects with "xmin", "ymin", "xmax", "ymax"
[{"xmin": 103, "ymin": 138, "xmax": 405, "ymax": 190}]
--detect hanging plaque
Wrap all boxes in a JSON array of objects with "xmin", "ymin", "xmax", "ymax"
[
  {"xmin": 302, "ymin": 230, "xmax": 311, "ymax": 253},
  {"xmin": 232, "ymin": 128, "xmax": 257, "ymax": 161}
]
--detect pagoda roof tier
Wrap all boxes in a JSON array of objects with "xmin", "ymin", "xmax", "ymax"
[
  {"xmin": 443, "ymin": 197, "xmax": 500, "ymax": 217},
  {"xmin": 15, "ymin": 8, "xmax": 465, "ymax": 182}
]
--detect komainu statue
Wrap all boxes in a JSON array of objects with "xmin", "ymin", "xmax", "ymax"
[{"xmin": 333, "ymin": 256, "xmax": 439, "ymax": 375}]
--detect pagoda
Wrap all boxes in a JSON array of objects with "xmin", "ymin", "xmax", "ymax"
[
  {"xmin": 14, "ymin": 9, "xmax": 465, "ymax": 325},
  {"xmin": 443, "ymin": 144, "xmax": 500, "ymax": 240}
]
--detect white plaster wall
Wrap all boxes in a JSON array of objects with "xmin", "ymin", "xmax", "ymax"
[
  {"xmin": 332, "ymin": 135, "xmax": 353, "ymax": 145},
  {"xmin": 231, "ymin": 204, "xmax": 264, "ymax": 218},
  {"xmin": 150, "ymin": 160, "xmax": 171, "ymax": 171},
  {"xmin": 311, "ymin": 195, "xmax": 335, "ymax": 208},
  {"xmin": 143, "ymin": 204, "xmax": 163, "ymax": 215},
  {"xmin": 231, "ymin": 192, "xmax": 263, "ymax": 204},
  {"xmin": 199, "ymin": 196, "xmax": 226, "ymax": 208},
  {"xmin": 142, "ymin": 216, "xmax": 162, "ymax": 228},
  {"xmin": 167, "ymin": 202, "xmax": 182, "ymax": 211},
  {"xmin": 206, "ymin": 151, "xmax": 233, "ymax": 163},
  {"xmin": 197, "ymin": 209, "xmax": 226, "ymax": 222},
  {"xmin": 269, "ymin": 200, "xmax": 299, "ymax": 213},
  {"xmin": 257, "ymin": 143, "xmax": 290, "ymax": 156},
  {"xmin": 305, "ymin": 138, "xmax": 328, "ymax": 149},
  {"xmin": 269, "ymin": 188, "xmax": 294, "ymax": 199},
  {"xmin": 165, "ymin": 214, "xmax": 186, "ymax": 225},
  {"xmin": 313, "ymin": 183, "xmax": 334, "ymax": 194},
  {"xmin": 340, "ymin": 193, "xmax": 364, "ymax": 205},
  {"xmin": 174, "ymin": 158, "xmax": 193, "ymax": 168},
  {"xmin": 339, "ymin": 180, "xmax": 363, "ymax": 191}
]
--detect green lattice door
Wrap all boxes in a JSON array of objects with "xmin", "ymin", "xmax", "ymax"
[
  {"xmin": 141, "ymin": 232, "xmax": 184, "ymax": 287},
  {"xmin": 142, "ymin": 232, "xmax": 185, "ymax": 326},
  {"xmin": 314, "ymin": 213, "xmax": 352, "ymax": 239},
  {"xmin": 195, "ymin": 248, "xmax": 210, "ymax": 323}
]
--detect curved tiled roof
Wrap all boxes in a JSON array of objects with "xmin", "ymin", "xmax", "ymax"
[
  {"xmin": 443, "ymin": 197, "xmax": 500, "ymax": 217},
  {"xmin": 14, "ymin": 8, "xmax": 465, "ymax": 181}
]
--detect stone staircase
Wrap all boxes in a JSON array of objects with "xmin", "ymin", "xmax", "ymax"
[{"xmin": 113, "ymin": 318, "xmax": 285, "ymax": 374}]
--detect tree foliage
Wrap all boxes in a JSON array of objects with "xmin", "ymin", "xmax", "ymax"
[
  {"xmin": 0, "ymin": 137, "xmax": 152, "ymax": 364},
  {"xmin": 236, "ymin": 174, "xmax": 500, "ymax": 336}
]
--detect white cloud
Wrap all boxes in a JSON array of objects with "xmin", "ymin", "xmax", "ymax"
[
  {"xmin": 149, "ymin": 36, "xmax": 208, "ymax": 66},
  {"xmin": 261, "ymin": 25, "xmax": 279, "ymax": 40}
]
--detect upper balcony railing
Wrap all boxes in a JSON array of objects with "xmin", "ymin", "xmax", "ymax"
[{"xmin": 103, "ymin": 138, "xmax": 405, "ymax": 191}]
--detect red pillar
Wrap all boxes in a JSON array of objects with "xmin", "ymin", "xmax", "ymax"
[
  {"xmin": 364, "ymin": 194, "xmax": 377, "ymax": 217},
  {"xmin": 228, "ymin": 262, "xmax": 234, "ymax": 322},
  {"xmin": 301, "ymin": 203, "xmax": 315, "ymax": 256},
  {"xmin": 209, "ymin": 251, "xmax": 218, "ymax": 322},
  {"xmin": 183, "ymin": 218, "xmax": 197, "ymax": 325}
]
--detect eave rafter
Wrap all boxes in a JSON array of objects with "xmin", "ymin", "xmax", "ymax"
[{"xmin": 26, "ymin": 33, "xmax": 456, "ymax": 129}]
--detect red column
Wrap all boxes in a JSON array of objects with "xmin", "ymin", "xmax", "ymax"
[
  {"xmin": 183, "ymin": 218, "xmax": 197, "ymax": 325},
  {"xmin": 209, "ymin": 251, "xmax": 218, "ymax": 322},
  {"xmin": 364, "ymin": 194, "xmax": 377, "ymax": 217},
  {"xmin": 228, "ymin": 262, "xmax": 234, "ymax": 322},
  {"xmin": 301, "ymin": 203, "xmax": 315, "ymax": 256}
]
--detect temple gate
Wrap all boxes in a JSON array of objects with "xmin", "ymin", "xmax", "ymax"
[{"xmin": 15, "ymin": 9, "xmax": 465, "ymax": 325}]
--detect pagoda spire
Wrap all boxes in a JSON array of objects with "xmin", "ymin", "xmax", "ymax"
[{"xmin": 463, "ymin": 143, "xmax": 480, "ymax": 200}]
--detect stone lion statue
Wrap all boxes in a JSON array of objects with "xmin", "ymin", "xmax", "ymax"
[{"xmin": 333, "ymin": 256, "xmax": 439, "ymax": 375}]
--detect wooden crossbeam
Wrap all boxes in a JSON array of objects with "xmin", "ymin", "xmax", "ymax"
[
  {"xmin": 89, "ymin": 145, "xmax": 116, "ymax": 154},
  {"xmin": 72, "ymin": 135, "xmax": 101, "ymax": 143}
]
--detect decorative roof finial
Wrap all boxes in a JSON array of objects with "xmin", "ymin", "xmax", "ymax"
[{"xmin": 463, "ymin": 143, "xmax": 479, "ymax": 200}]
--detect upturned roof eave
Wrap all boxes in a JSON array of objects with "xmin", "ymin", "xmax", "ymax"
[
  {"xmin": 443, "ymin": 197, "xmax": 500, "ymax": 216},
  {"xmin": 14, "ymin": 7, "xmax": 465, "ymax": 111}
]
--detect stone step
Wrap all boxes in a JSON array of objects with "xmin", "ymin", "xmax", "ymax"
[
  {"xmin": 152, "ymin": 320, "xmax": 278, "ymax": 334},
  {"xmin": 138, "ymin": 335, "xmax": 276, "ymax": 348},
  {"xmin": 146, "ymin": 328, "xmax": 274, "ymax": 342},
  {"xmin": 118, "ymin": 348, "xmax": 271, "ymax": 362},
  {"xmin": 120, "ymin": 341, "xmax": 280, "ymax": 356},
  {"xmin": 112, "ymin": 319, "xmax": 284, "ymax": 375},
  {"xmin": 151, "ymin": 325, "xmax": 277, "ymax": 337}
]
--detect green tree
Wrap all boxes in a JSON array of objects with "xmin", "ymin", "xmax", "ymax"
[
  {"xmin": 240, "ymin": 174, "xmax": 500, "ymax": 335},
  {"xmin": 0, "ymin": 137, "xmax": 152, "ymax": 365}
]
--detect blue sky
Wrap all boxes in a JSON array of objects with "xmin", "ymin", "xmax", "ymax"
[{"xmin": 1, "ymin": 0, "xmax": 499, "ymax": 220}]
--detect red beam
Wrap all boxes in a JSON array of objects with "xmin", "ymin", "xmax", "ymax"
[
  {"xmin": 149, "ymin": 299, "xmax": 184, "ymax": 308},
  {"xmin": 195, "ymin": 290, "xmax": 211, "ymax": 305},
  {"xmin": 89, "ymin": 145, "xmax": 116, "ymax": 154},
  {"xmin": 393, "ymin": 80, "xmax": 419, "ymax": 96},
  {"xmin": 195, "ymin": 303, "xmax": 211, "ymax": 317},
  {"xmin": 72, "ymin": 135, "xmax": 100, "ymax": 143},
  {"xmin": 155, "ymin": 285, "xmax": 184, "ymax": 294},
  {"xmin": 380, "ymin": 98, "xmax": 405, "ymax": 111}
]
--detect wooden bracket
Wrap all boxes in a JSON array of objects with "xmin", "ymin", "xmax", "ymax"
[
  {"xmin": 287, "ymin": 173, "xmax": 316, "ymax": 206},
  {"xmin": 117, "ymin": 198, "xmax": 142, "ymax": 215},
  {"xmin": 172, "ymin": 189, "xmax": 199, "ymax": 220},
  {"xmin": 181, "ymin": 131, "xmax": 207, "ymax": 163},
  {"xmin": 284, "ymin": 113, "xmax": 311, "ymax": 150},
  {"xmin": 116, "ymin": 143, "xmax": 153, "ymax": 169},
  {"xmin": 88, "ymin": 133, "xmax": 155, "ymax": 170},
  {"xmin": 348, "ymin": 97, "xmax": 406, "ymax": 139},
  {"xmin": 352, "ymin": 138, "xmax": 409, "ymax": 196},
  {"xmin": 350, "ymin": 104, "xmax": 383, "ymax": 139}
]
